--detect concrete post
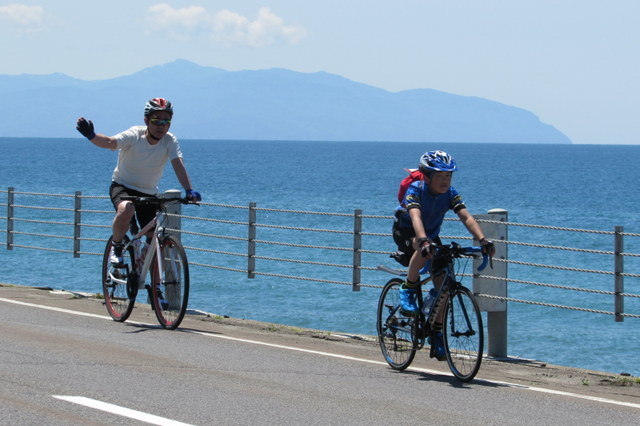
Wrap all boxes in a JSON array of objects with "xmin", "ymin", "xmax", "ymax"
[
  {"xmin": 473, "ymin": 208, "xmax": 508, "ymax": 358},
  {"xmin": 162, "ymin": 189, "xmax": 182, "ymax": 240}
]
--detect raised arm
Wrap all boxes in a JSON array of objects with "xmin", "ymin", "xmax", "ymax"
[{"xmin": 76, "ymin": 117, "xmax": 118, "ymax": 150}]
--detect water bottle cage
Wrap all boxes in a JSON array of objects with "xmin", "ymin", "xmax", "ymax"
[
  {"xmin": 427, "ymin": 283, "xmax": 449, "ymax": 327},
  {"xmin": 428, "ymin": 299, "xmax": 444, "ymax": 327}
]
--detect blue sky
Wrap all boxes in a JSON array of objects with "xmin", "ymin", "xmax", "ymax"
[{"xmin": 1, "ymin": 1, "xmax": 638, "ymax": 144}]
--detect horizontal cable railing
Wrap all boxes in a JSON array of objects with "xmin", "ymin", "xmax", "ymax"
[{"xmin": 1, "ymin": 187, "xmax": 639, "ymax": 326}]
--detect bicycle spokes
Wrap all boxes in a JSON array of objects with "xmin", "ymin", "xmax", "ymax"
[
  {"xmin": 151, "ymin": 236, "xmax": 189, "ymax": 330},
  {"xmin": 102, "ymin": 237, "xmax": 136, "ymax": 322},
  {"xmin": 449, "ymin": 292, "xmax": 476, "ymax": 337}
]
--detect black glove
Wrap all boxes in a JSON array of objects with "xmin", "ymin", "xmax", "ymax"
[
  {"xmin": 76, "ymin": 117, "xmax": 96, "ymax": 140},
  {"xmin": 417, "ymin": 237, "xmax": 436, "ymax": 258}
]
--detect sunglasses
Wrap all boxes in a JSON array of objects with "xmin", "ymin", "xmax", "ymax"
[{"xmin": 150, "ymin": 118, "xmax": 171, "ymax": 126}]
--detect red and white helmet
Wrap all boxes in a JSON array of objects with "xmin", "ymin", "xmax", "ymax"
[{"xmin": 144, "ymin": 98, "xmax": 173, "ymax": 117}]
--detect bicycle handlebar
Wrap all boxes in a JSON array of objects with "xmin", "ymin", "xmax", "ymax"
[
  {"xmin": 429, "ymin": 244, "xmax": 489, "ymax": 271},
  {"xmin": 457, "ymin": 246, "xmax": 489, "ymax": 271},
  {"xmin": 120, "ymin": 195, "xmax": 198, "ymax": 206},
  {"xmin": 426, "ymin": 242, "xmax": 491, "ymax": 272}
]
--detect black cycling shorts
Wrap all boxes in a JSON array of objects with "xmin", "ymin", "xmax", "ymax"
[
  {"xmin": 391, "ymin": 212, "xmax": 442, "ymax": 267},
  {"xmin": 109, "ymin": 182, "xmax": 157, "ymax": 231}
]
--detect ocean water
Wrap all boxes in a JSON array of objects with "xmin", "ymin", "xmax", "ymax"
[{"xmin": 1, "ymin": 137, "xmax": 640, "ymax": 376}]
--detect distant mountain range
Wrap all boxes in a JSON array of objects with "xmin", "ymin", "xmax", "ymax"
[{"xmin": 0, "ymin": 59, "xmax": 571, "ymax": 143}]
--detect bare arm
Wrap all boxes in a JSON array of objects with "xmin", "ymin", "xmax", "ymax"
[
  {"xmin": 88, "ymin": 134, "xmax": 118, "ymax": 150},
  {"xmin": 456, "ymin": 207, "xmax": 487, "ymax": 242},
  {"xmin": 408, "ymin": 207, "xmax": 428, "ymax": 249},
  {"xmin": 171, "ymin": 157, "xmax": 193, "ymax": 191}
]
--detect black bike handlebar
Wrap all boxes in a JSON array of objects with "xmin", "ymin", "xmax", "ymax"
[
  {"xmin": 120, "ymin": 195, "xmax": 198, "ymax": 206},
  {"xmin": 431, "ymin": 243, "xmax": 490, "ymax": 271}
]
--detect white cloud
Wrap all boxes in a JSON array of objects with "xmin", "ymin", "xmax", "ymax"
[
  {"xmin": 147, "ymin": 4, "xmax": 307, "ymax": 47},
  {"xmin": 0, "ymin": 3, "xmax": 45, "ymax": 32}
]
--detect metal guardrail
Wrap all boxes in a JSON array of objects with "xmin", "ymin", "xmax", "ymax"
[{"xmin": 2, "ymin": 187, "xmax": 640, "ymax": 357}]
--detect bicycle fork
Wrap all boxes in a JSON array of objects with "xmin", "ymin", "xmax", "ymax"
[{"xmin": 449, "ymin": 291, "xmax": 477, "ymax": 338}]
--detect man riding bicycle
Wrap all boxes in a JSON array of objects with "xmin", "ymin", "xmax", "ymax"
[
  {"xmin": 393, "ymin": 150, "xmax": 494, "ymax": 359},
  {"xmin": 76, "ymin": 98, "xmax": 201, "ymax": 266}
]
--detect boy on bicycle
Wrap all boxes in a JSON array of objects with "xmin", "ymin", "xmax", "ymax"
[
  {"xmin": 393, "ymin": 150, "xmax": 494, "ymax": 359},
  {"xmin": 75, "ymin": 98, "xmax": 201, "ymax": 266}
]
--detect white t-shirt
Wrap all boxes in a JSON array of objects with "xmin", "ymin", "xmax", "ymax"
[{"xmin": 111, "ymin": 126, "xmax": 183, "ymax": 194}]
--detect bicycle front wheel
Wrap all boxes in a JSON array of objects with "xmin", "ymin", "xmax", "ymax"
[
  {"xmin": 443, "ymin": 286, "xmax": 483, "ymax": 382},
  {"xmin": 102, "ymin": 235, "xmax": 136, "ymax": 322},
  {"xmin": 151, "ymin": 235, "xmax": 189, "ymax": 329},
  {"xmin": 377, "ymin": 278, "xmax": 417, "ymax": 370}
]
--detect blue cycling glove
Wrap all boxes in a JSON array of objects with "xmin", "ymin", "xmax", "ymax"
[
  {"xmin": 186, "ymin": 189, "xmax": 201, "ymax": 202},
  {"xmin": 76, "ymin": 118, "xmax": 96, "ymax": 140}
]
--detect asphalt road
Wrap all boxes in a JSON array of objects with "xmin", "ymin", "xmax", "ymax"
[{"xmin": 1, "ymin": 284, "xmax": 639, "ymax": 425}]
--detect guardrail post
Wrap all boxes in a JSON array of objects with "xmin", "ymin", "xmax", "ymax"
[
  {"xmin": 7, "ymin": 187, "xmax": 14, "ymax": 250},
  {"xmin": 161, "ymin": 190, "xmax": 182, "ymax": 307},
  {"xmin": 614, "ymin": 226, "xmax": 624, "ymax": 322},
  {"xmin": 73, "ymin": 191, "xmax": 81, "ymax": 258},
  {"xmin": 162, "ymin": 190, "xmax": 182, "ymax": 241},
  {"xmin": 248, "ymin": 202, "xmax": 256, "ymax": 279},
  {"xmin": 352, "ymin": 209, "xmax": 362, "ymax": 292},
  {"xmin": 474, "ymin": 208, "xmax": 508, "ymax": 358}
]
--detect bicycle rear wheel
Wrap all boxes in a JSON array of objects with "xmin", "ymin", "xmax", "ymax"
[
  {"xmin": 443, "ymin": 286, "xmax": 483, "ymax": 382},
  {"xmin": 377, "ymin": 278, "xmax": 417, "ymax": 370},
  {"xmin": 151, "ymin": 235, "xmax": 189, "ymax": 329},
  {"xmin": 102, "ymin": 235, "xmax": 137, "ymax": 322}
]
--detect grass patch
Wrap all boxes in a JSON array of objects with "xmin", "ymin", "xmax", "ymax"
[{"xmin": 599, "ymin": 375, "xmax": 640, "ymax": 387}]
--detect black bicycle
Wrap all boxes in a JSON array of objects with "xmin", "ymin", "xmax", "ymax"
[
  {"xmin": 101, "ymin": 195, "xmax": 195, "ymax": 329},
  {"xmin": 377, "ymin": 242, "xmax": 490, "ymax": 382}
]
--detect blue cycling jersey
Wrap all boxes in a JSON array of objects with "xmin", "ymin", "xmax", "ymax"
[{"xmin": 395, "ymin": 180, "xmax": 466, "ymax": 240}]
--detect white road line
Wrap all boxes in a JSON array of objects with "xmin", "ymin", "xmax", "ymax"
[
  {"xmin": 52, "ymin": 396, "xmax": 193, "ymax": 426},
  {"xmin": 185, "ymin": 328, "xmax": 640, "ymax": 410},
  {"xmin": 0, "ymin": 297, "xmax": 112, "ymax": 320},
  {"xmin": 3, "ymin": 296, "xmax": 640, "ymax": 410}
]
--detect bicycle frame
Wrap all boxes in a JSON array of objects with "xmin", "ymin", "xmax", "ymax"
[
  {"xmin": 106, "ymin": 201, "xmax": 176, "ymax": 292},
  {"xmin": 127, "ymin": 213, "xmax": 162, "ymax": 288}
]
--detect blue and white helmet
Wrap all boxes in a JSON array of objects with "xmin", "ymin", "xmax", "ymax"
[{"xmin": 419, "ymin": 150, "xmax": 458, "ymax": 173}]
